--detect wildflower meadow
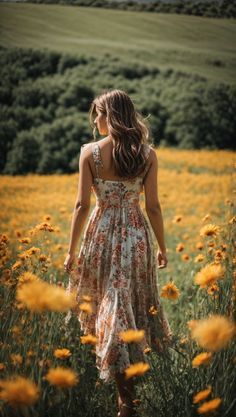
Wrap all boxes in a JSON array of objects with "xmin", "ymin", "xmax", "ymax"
[{"xmin": 0, "ymin": 147, "xmax": 235, "ymax": 417}]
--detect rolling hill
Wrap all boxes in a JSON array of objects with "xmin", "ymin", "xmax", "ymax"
[{"xmin": 0, "ymin": 3, "xmax": 235, "ymax": 84}]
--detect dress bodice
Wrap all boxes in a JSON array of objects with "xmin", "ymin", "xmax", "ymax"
[
  {"xmin": 92, "ymin": 177, "xmax": 144, "ymax": 208},
  {"xmin": 88, "ymin": 142, "xmax": 151, "ymax": 209}
]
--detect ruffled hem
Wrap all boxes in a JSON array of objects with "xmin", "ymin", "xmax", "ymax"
[
  {"xmin": 65, "ymin": 247, "xmax": 173, "ymax": 384},
  {"xmin": 82, "ymin": 287, "xmax": 171, "ymax": 383}
]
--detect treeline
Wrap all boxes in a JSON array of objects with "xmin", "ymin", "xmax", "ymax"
[
  {"xmin": 24, "ymin": 0, "xmax": 236, "ymax": 19},
  {"xmin": 0, "ymin": 46, "xmax": 235, "ymax": 175}
]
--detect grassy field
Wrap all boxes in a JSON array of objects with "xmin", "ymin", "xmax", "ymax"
[
  {"xmin": 0, "ymin": 148, "xmax": 235, "ymax": 416},
  {"xmin": 0, "ymin": 3, "xmax": 236, "ymax": 85}
]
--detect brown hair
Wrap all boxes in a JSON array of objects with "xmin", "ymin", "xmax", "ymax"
[{"xmin": 89, "ymin": 89, "xmax": 151, "ymax": 178}]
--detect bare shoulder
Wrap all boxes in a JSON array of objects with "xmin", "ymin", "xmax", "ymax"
[
  {"xmin": 146, "ymin": 144, "xmax": 157, "ymax": 163},
  {"xmin": 80, "ymin": 142, "xmax": 93, "ymax": 158}
]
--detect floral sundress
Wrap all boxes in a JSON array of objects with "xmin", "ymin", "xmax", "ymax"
[{"xmin": 65, "ymin": 142, "xmax": 173, "ymax": 383}]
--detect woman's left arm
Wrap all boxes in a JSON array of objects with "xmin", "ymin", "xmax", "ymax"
[{"xmin": 64, "ymin": 144, "xmax": 93, "ymax": 272}]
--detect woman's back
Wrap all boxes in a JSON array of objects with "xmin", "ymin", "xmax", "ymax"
[{"xmin": 82, "ymin": 137, "xmax": 151, "ymax": 183}]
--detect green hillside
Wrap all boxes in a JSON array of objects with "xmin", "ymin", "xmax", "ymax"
[{"xmin": 0, "ymin": 3, "xmax": 236, "ymax": 84}]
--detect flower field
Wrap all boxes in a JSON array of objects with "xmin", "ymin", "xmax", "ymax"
[{"xmin": 0, "ymin": 147, "xmax": 235, "ymax": 417}]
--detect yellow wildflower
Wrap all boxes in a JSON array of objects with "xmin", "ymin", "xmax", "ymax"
[
  {"xmin": 43, "ymin": 215, "xmax": 51, "ymax": 221},
  {"xmin": 11, "ymin": 326, "xmax": 21, "ymax": 336},
  {"xmin": 26, "ymin": 350, "xmax": 36, "ymax": 358},
  {"xmin": 119, "ymin": 329, "xmax": 145, "ymax": 343},
  {"xmin": 207, "ymin": 240, "xmax": 215, "ymax": 247},
  {"xmin": 18, "ymin": 237, "xmax": 31, "ymax": 244},
  {"xmin": 220, "ymin": 243, "xmax": 227, "ymax": 251},
  {"xmin": 161, "ymin": 282, "xmax": 180, "ymax": 300},
  {"xmin": 190, "ymin": 315, "xmax": 236, "ymax": 351},
  {"xmin": 82, "ymin": 294, "xmax": 92, "ymax": 302},
  {"xmin": 0, "ymin": 376, "xmax": 39, "ymax": 407},
  {"xmin": 202, "ymin": 214, "xmax": 211, "ymax": 223},
  {"xmin": 35, "ymin": 222, "xmax": 54, "ymax": 232},
  {"xmin": 194, "ymin": 263, "xmax": 225, "ymax": 288},
  {"xmin": 39, "ymin": 254, "xmax": 48, "ymax": 262},
  {"xmin": 17, "ymin": 271, "xmax": 39, "ymax": 286},
  {"xmin": 192, "ymin": 352, "xmax": 212, "ymax": 368},
  {"xmin": 10, "ymin": 354, "xmax": 23, "ymax": 365},
  {"xmin": 193, "ymin": 386, "xmax": 212, "ymax": 404},
  {"xmin": 214, "ymin": 249, "xmax": 225, "ymax": 263},
  {"xmin": 149, "ymin": 306, "xmax": 158, "ymax": 315},
  {"xmin": 196, "ymin": 242, "xmax": 204, "ymax": 250},
  {"xmin": 11, "ymin": 261, "xmax": 22, "ymax": 270},
  {"xmin": 80, "ymin": 334, "xmax": 98, "ymax": 345},
  {"xmin": 16, "ymin": 279, "xmax": 76, "ymax": 312},
  {"xmin": 179, "ymin": 337, "xmax": 188, "ymax": 345},
  {"xmin": 172, "ymin": 215, "xmax": 182, "ymax": 223},
  {"xmin": 124, "ymin": 362, "xmax": 150, "ymax": 379},
  {"xmin": 56, "ymin": 244, "xmax": 63, "ymax": 250},
  {"xmin": 44, "ymin": 367, "xmax": 78, "ymax": 387},
  {"xmin": 187, "ymin": 320, "xmax": 198, "ymax": 331},
  {"xmin": 207, "ymin": 283, "xmax": 219, "ymax": 297},
  {"xmin": 200, "ymin": 224, "xmax": 220, "ymax": 238},
  {"xmin": 0, "ymin": 363, "xmax": 6, "ymax": 371},
  {"xmin": 143, "ymin": 347, "xmax": 152, "ymax": 354},
  {"xmin": 197, "ymin": 398, "xmax": 222, "ymax": 414},
  {"xmin": 0, "ymin": 234, "xmax": 9, "ymax": 244},
  {"xmin": 182, "ymin": 253, "xmax": 190, "ymax": 261},
  {"xmin": 26, "ymin": 247, "xmax": 40, "ymax": 256},
  {"xmin": 17, "ymin": 252, "xmax": 29, "ymax": 260},
  {"xmin": 194, "ymin": 254, "xmax": 204, "ymax": 263},
  {"xmin": 54, "ymin": 349, "xmax": 72, "ymax": 360},
  {"xmin": 176, "ymin": 243, "xmax": 184, "ymax": 252},
  {"xmin": 79, "ymin": 302, "xmax": 93, "ymax": 314}
]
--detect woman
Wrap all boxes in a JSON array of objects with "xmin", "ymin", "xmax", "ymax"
[{"xmin": 64, "ymin": 89, "xmax": 173, "ymax": 417}]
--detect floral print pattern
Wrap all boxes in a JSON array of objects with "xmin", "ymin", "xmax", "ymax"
[{"xmin": 65, "ymin": 143, "xmax": 173, "ymax": 383}]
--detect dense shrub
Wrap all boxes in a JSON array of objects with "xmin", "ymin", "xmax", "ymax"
[
  {"xmin": 58, "ymin": 85, "xmax": 94, "ymax": 110},
  {"xmin": 0, "ymin": 47, "xmax": 235, "ymax": 174},
  {"xmin": 4, "ymin": 131, "xmax": 41, "ymax": 175}
]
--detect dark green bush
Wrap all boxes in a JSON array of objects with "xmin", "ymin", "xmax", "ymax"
[
  {"xmin": 0, "ymin": 47, "xmax": 235, "ymax": 175},
  {"xmin": 58, "ymin": 85, "xmax": 94, "ymax": 111},
  {"xmin": 4, "ymin": 131, "xmax": 41, "ymax": 175}
]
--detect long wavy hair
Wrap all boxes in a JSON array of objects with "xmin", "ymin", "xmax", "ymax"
[{"xmin": 89, "ymin": 89, "xmax": 151, "ymax": 178}]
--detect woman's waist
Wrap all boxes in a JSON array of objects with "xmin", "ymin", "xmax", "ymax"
[{"xmin": 96, "ymin": 198, "xmax": 140, "ymax": 209}]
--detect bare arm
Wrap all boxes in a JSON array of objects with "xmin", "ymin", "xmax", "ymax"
[
  {"xmin": 144, "ymin": 148, "xmax": 167, "ymax": 254},
  {"xmin": 67, "ymin": 144, "xmax": 93, "ymax": 256}
]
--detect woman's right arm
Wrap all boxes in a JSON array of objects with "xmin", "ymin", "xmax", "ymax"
[{"xmin": 143, "ymin": 148, "xmax": 168, "ymax": 266}]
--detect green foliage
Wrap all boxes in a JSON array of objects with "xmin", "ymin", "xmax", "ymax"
[
  {"xmin": 4, "ymin": 130, "xmax": 41, "ymax": 175},
  {"xmin": 58, "ymin": 85, "xmax": 94, "ymax": 110},
  {"xmin": 0, "ymin": 46, "xmax": 235, "ymax": 175}
]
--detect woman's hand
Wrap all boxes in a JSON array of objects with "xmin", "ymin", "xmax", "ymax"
[
  {"xmin": 157, "ymin": 250, "xmax": 168, "ymax": 269},
  {"xmin": 64, "ymin": 253, "xmax": 76, "ymax": 273}
]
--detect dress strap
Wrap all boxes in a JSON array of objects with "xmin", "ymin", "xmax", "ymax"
[{"xmin": 92, "ymin": 143, "xmax": 104, "ymax": 178}]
